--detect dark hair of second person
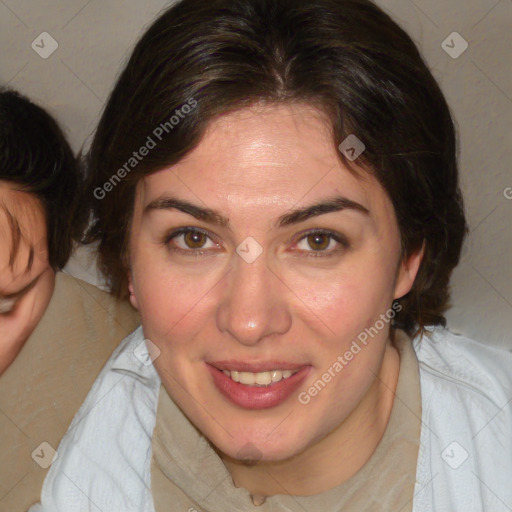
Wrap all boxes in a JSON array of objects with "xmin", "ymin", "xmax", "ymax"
[{"xmin": 0, "ymin": 88, "xmax": 82, "ymax": 270}]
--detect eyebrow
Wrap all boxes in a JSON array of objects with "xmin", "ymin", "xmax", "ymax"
[{"xmin": 144, "ymin": 195, "xmax": 370, "ymax": 230}]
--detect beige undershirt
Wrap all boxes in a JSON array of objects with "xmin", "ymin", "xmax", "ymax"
[{"xmin": 151, "ymin": 329, "xmax": 421, "ymax": 512}]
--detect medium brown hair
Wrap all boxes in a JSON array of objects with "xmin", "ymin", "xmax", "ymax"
[{"xmin": 83, "ymin": 0, "xmax": 467, "ymax": 338}]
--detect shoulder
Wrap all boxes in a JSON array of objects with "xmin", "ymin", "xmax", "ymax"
[
  {"xmin": 32, "ymin": 326, "xmax": 160, "ymax": 512},
  {"xmin": 412, "ymin": 327, "xmax": 512, "ymax": 511},
  {"xmin": 0, "ymin": 272, "xmax": 140, "ymax": 511},
  {"xmin": 62, "ymin": 325, "xmax": 161, "ymax": 440},
  {"xmin": 52, "ymin": 271, "xmax": 140, "ymax": 335},
  {"xmin": 413, "ymin": 326, "xmax": 512, "ymax": 406}
]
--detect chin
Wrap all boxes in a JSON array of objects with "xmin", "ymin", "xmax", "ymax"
[{"xmin": 210, "ymin": 426, "xmax": 309, "ymax": 464}]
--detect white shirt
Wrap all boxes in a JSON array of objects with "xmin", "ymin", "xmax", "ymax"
[{"xmin": 29, "ymin": 326, "xmax": 512, "ymax": 512}]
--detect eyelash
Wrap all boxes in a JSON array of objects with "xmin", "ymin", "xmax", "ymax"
[{"xmin": 163, "ymin": 227, "xmax": 349, "ymax": 258}]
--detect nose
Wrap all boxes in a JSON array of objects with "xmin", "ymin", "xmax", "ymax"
[{"xmin": 216, "ymin": 251, "xmax": 292, "ymax": 346}]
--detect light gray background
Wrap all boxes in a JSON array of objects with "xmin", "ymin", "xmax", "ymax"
[{"xmin": 1, "ymin": 0, "xmax": 511, "ymax": 348}]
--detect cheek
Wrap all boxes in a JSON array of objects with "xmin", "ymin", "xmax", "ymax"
[
  {"xmin": 285, "ymin": 258, "xmax": 397, "ymax": 338},
  {"xmin": 0, "ymin": 275, "xmax": 54, "ymax": 372},
  {"xmin": 21, "ymin": 272, "xmax": 55, "ymax": 333},
  {"xmin": 134, "ymin": 257, "xmax": 218, "ymax": 343}
]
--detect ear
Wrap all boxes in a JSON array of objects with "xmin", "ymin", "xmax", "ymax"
[
  {"xmin": 393, "ymin": 242, "xmax": 425, "ymax": 300},
  {"xmin": 127, "ymin": 271, "xmax": 139, "ymax": 310}
]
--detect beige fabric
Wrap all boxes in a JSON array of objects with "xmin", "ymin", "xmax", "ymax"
[
  {"xmin": 0, "ymin": 271, "xmax": 140, "ymax": 512},
  {"xmin": 151, "ymin": 329, "xmax": 422, "ymax": 512}
]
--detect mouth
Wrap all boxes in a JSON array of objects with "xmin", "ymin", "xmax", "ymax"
[
  {"xmin": 219, "ymin": 368, "xmax": 299, "ymax": 387},
  {"xmin": 207, "ymin": 361, "xmax": 311, "ymax": 410}
]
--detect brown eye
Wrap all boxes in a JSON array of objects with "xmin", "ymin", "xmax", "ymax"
[
  {"xmin": 306, "ymin": 233, "xmax": 331, "ymax": 251},
  {"xmin": 164, "ymin": 227, "xmax": 219, "ymax": 256},
  {"xmin": 294, "ymin": 230, "xmax": 349, "ymax": 257},
  {"xmin": 183, "ymin": 230, "xmax": 208, "ymax": 249}
]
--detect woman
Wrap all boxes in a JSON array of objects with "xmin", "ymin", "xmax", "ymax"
[{"xmin": 30, "ymin": 0, "xmax": 512, "ymax": 511}]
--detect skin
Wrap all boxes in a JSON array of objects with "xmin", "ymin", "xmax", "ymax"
[
  {"xmin": 127, "ymin": 102, "xmax": 423, "ymax": 498},
  {"xmin": 0, "ymin": 183, "xmax": 55, "ymax": 375}
]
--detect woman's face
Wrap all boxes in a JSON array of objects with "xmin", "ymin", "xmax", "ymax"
[
  {"xmin": 128, "ymin": 103, "xmax": 421, "ymax": 461},
  {"xmin": 0, "ymin": 185, "xmax": 55, "ymax": 375}
]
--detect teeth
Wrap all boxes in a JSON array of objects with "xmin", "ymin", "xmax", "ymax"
[
  {"xmin": 239, "ymin": 372, "xmax": 256, "ymax": 385},
  {"xmin": 221, "ymin": 369, "xmax": 298, "ymax": 386},
  {"xmin": 255, "ymin": 372, "xmax": 271, "ymax": 385}
]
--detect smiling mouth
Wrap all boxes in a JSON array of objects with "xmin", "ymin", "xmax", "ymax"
[
  {"xmin": 220, "ymin": 369, "xmax": 300, "ymax": 387},
  {"xmin": 207, "ymin": 363, "xmax": 311, "ymax": 409}
]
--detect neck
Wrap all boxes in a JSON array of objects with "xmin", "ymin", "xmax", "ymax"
[{"xmin": 220, "ymin": 340, "xmax": 400, "ymax": 499}]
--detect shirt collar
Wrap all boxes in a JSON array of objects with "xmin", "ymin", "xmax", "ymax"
[{"xmin": 110, "ymin": 325, "xmax": 161, "ymax": 387}]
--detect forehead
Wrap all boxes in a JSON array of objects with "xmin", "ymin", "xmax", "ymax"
[
  {"xmin": 138, "ymin": 102, "xmax": 395, "ymax": 227},
  {"xmin": 0, "ymin": 185, "xmax": 48, "ymax": 292}
]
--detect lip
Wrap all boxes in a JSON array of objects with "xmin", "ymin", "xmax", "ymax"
[
  {"xmin": 207, "ymin": 363, "xmax": 311, "ymax": 410},
  {"xmin": 209, "ymin": 360, "xmax": 306, "ymax": 372}
]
